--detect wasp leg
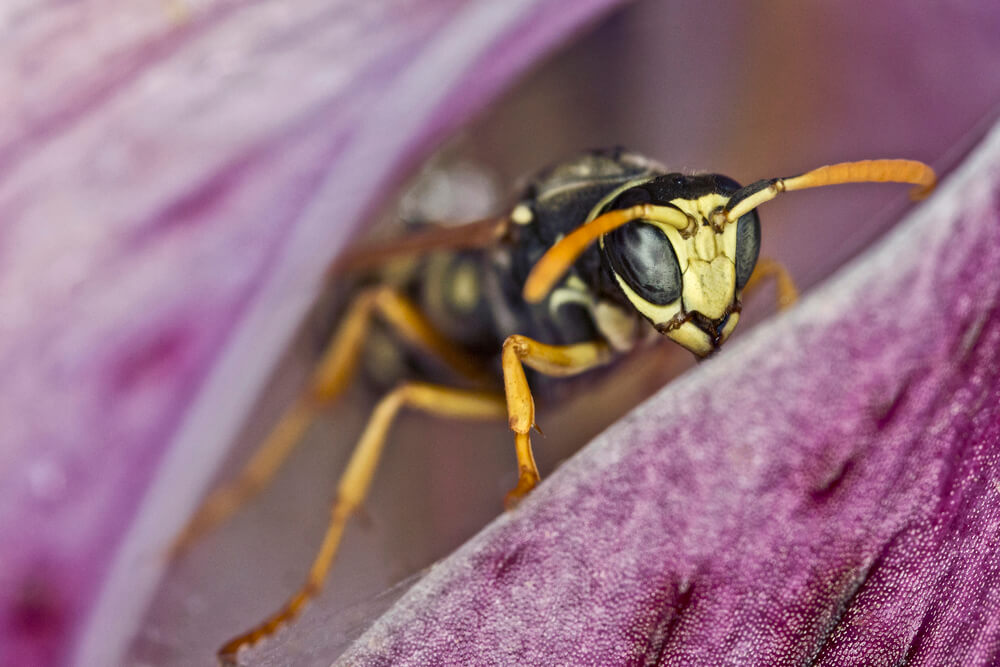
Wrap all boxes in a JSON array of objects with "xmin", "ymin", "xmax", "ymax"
[
  {"xmin": 173, "ymin": 286, "xmax": 486, "ymax": 556},
  {"xmin": 501, "ymin": 335, "xmax": 613, "ymax": 508},
  {"xmin": 217, "ymin": 381, "xmax": 506, "ymax": 663},
  {"xmin": 743, "ymin": 258, "xmax": 799, "ymax": 311}
]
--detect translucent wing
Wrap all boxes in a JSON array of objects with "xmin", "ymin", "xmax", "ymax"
[{"xmin": 331, "ymin": 217, "xmax": 509, "ymax": 274}]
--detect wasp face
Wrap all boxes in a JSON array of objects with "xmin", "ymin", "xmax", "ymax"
[{"xmin": 600, "ymin": 174, "xmax": 761, "ymax": 357}]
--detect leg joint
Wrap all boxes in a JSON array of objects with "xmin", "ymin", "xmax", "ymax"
[
  {"xmin": 384, "ymin": 381, "xmax": 420, "ymax": 404},
  {"xmin": 367, "ymin": 284, "xmax": 401, "ymax": 309},
  {"xmin": 502, "ymin": 334, "xmax": 530, "ymax": 359}
]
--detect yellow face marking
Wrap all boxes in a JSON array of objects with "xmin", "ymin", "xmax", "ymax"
[
  {"xmin": 664, "ymin": 321, "xmax": 713, "ymax": 357},
  {"xmin": 720, "ymin": 214, "xmax": 739, "ymax": 263},
  {"xmin": 662, "ymin": 310, "xmax": 739, "ymax": 358},
  {"xmin": 610, "ymin": 271, "xmax": 683, "ymax": 326},
  {"xmin": 669, "ymin": 193, "xmax": 731, "ymax": 258},
  {"xmin": 664, "ymin": 194, "xmax": 739, "ymax": 321},
  {"xmin": 601, "ymin": 192, "xmax": 744, "ymax": 356},
  {"xmin": 681, "ymin": 257, "xmax": 735, "ymax": 320},
  {"xmin": 668, "ymin": 194, "xmax": 729, "ymax": 225},
  {"xmin": 693, "ymin": 224, "xmax": 717, "ymax": 259}
]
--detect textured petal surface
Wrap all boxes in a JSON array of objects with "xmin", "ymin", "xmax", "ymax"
[
  {"xmin": 339, "ymin": 119, "xmax": 1000, "ymax": 664},
  {"xmin": 0, "ymin": 1, "xmax": 624, "ymax": 665}
]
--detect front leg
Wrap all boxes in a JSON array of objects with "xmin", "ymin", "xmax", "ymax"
[{"xmin": 500, "ymin": 335, "xmax": 614, "ymax": 507}]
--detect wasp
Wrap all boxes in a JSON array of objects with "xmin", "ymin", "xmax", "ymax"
[{"xmin": 172, "ymin": 148, "xmax": 935, "ymax": 662}]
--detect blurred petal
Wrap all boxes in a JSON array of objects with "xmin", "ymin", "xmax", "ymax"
[
  {"xmin": 339, "ymin": 119, "xmax": 1000, "ymax": 664},
  {"xmin": 0, "ymin": 1, "xmax": 627, "ymax": 665}
]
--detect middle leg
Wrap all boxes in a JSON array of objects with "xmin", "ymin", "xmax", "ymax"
[
  {"xmin": 743, "ymin": 258, "xmax": 799, "ymax": 311},
  {"xmin": 174, "ymin": 285, "xmax": 487, "ymax": 556}
]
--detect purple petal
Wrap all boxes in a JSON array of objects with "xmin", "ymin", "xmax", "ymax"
[
  {"xmin": 0, "ymin": 2, "xmax": 625, "ymax": 665},
  {"xmin": 338, "ymin": 119, "xmax": 1000, "ymax": 664}
]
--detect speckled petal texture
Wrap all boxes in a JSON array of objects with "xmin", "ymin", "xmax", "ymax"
[
  {"xmin": 339, "ymin": 121, "xmax": 1000, "ymax": 665},
  {"xmin": 0, "ymin": 1, "xmax": 624, "ymax": 665}
]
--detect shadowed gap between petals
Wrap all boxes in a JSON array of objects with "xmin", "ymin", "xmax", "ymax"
[
  {"xmin": 809, "ymin": 455, "xmax": 856, "ymax": 504},
  {"xmin": 640, "ymin": 576, "xmax": 695, "ymax": 667},
  {"xmin": 808, "ymin": 522, "xmax": 916, "ymax": 664},
  {"xmin": 899, "ymin": 586, "xmax": 941, "ymax": 666},
  {"xmin": 872, "ymin": 374, "xmax": 915, "ymax": 432},
  {"xmin": 491, "ymin": 542, "xmax": 529, "ymax": 583},
  {"xmin": 896, "ymin": 553, "xmax": 978, "ymax": 665},
  {"xmin": 933, "ymin": 310, "xmax": 1000, "ymax": 519}
]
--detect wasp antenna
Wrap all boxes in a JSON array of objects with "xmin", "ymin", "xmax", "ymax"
[
  {"xmin": 523, "ymin": 204, "xmax": 689, "ymax": 303},
  {"xmin": 723, "ymin": 159, "xmax": 936, "ymax": 224}
]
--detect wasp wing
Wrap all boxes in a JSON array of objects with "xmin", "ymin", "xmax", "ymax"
[{"xmin": 330, "ymin": 216, "xmax": 509, "ymax": 275}]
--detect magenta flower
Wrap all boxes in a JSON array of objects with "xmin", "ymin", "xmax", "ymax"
[{"xmin": 3, "ymin": 2, "xmax": 1000, "ymax": 667}]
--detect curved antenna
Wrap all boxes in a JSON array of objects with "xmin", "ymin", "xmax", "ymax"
[
  {"xmin": 721, "ymin": 159, "xmax": 936, "ymax": 224},
  {"xmin": 523, "ymin": 159, "xmax": 935, "ymax": 304},
  {"xmin": 522, "ymin": 204, "xmax": 690, "ymax": 303}
]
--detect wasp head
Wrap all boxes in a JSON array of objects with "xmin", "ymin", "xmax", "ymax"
[
  {"xmin": 526, "ymin": 158, "xmax": 932, "ymax": 357},
  {"xmin": 599, "ymin": 173, "xmax": 761, "ymax": 357}
]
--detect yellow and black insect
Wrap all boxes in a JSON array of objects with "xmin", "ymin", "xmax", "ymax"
[{"xmin": 174, "ymin": 148, "xmax": 935, "ymax": 661}]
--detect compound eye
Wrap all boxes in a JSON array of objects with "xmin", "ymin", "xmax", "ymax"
[
  {"xmin": 734, "ymin": 211, "xmax": 761, "ymax": 289},
  {"xmin": 605, "ymin": 222, "xmax": 682, "ymax": 305}
]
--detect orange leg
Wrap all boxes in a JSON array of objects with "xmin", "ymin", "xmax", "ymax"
[
  {"xmin": 217, "ymin": 382, "xmax": 506, "ymax": 663},
  {"xmin": 500, "ymin": 335, "xmax": 613, "ymax": 507},
  {"xmin": 742, "ymin": 258, "xmax": 799, "ymax": 311},
  {"xmin": 173, "ymin": 285, "xmax": 485, "ymax": 556}
]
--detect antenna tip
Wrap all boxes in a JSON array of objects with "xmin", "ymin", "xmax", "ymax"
[{"xmin": 909, "ymin": 179, "xmax": 936, "ymax": 201}]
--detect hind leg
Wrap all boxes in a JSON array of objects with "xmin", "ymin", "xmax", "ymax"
[
  {"xmin": 217, "ymin": 381, "xmax": 506, "ymax": 662},
  {"xmin": 173, "ymin": 285, "xmax": 486, "ymax": 555}
]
